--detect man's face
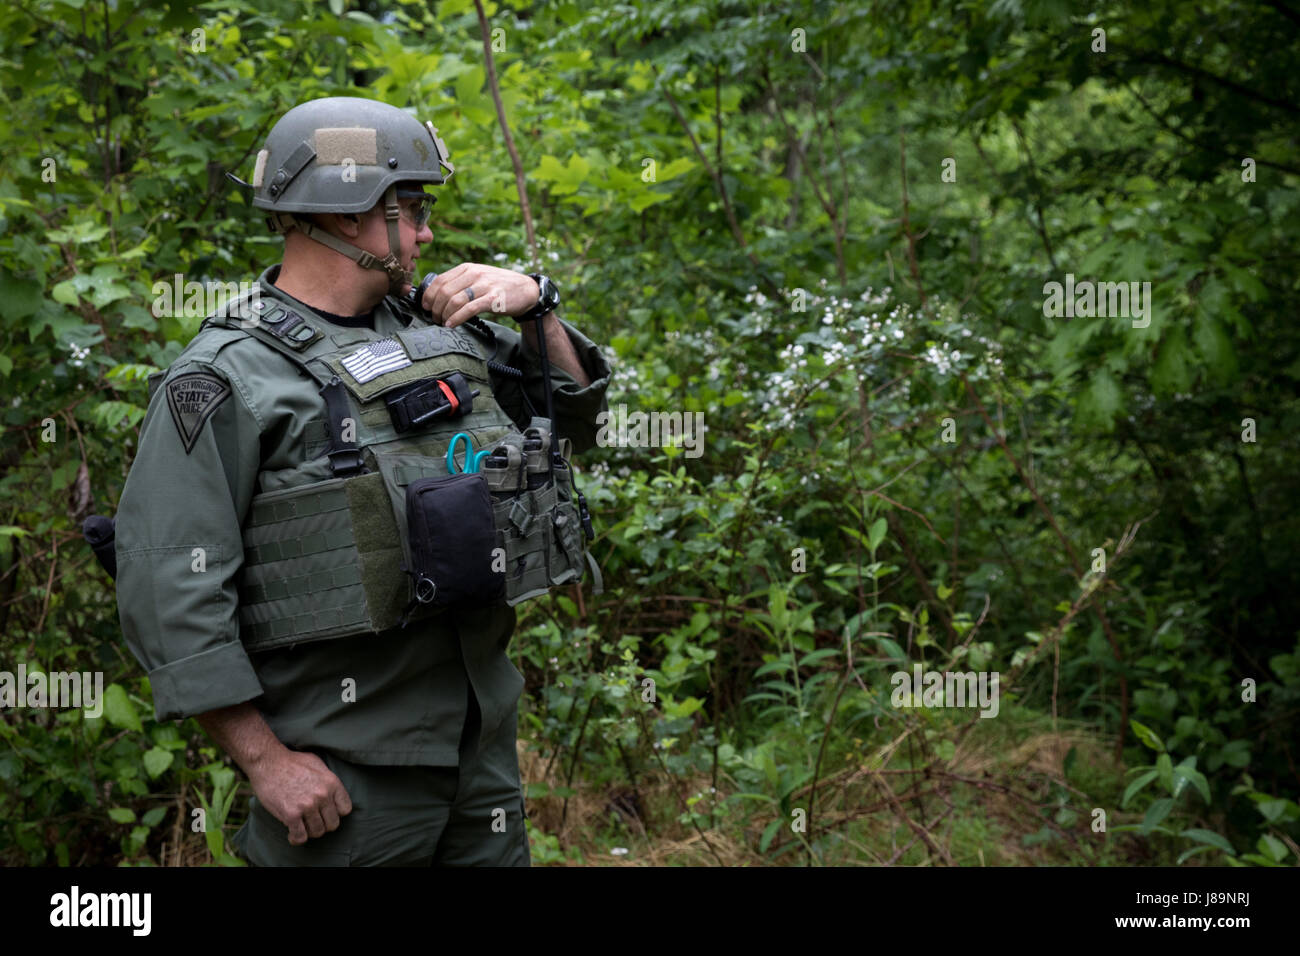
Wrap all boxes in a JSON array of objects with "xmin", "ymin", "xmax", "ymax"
[{"xmin": 350, "ymin": 186, "xmax": 435, "ymax": 295}]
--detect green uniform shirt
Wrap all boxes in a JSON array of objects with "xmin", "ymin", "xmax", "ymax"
[{"xmin": 115, "ymin": 265, "xmax": 610, "ymax": 766}]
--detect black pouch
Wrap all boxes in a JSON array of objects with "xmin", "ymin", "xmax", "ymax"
[
  {"xmin": 404, "ymin": 473, "xmax": 505, "ymax": 609},
  {"xmin": 385, "ymin": 371, "xmax": 477, "ymax": 433}
]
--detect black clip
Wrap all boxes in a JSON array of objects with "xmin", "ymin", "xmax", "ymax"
[
  {"xmin": 577, "ymin": 491, "xmax": 594, "ymax": 541},
  {"xmin": 326, "ymin": 446, "xmax": 366, "ymax": 476},
  {"xmin": 319, "ymin": 376, "xmax": 365, "ymax": 477}
]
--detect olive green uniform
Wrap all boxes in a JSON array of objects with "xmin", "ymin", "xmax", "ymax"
[{"xmin": 114, "ymin": 265, "xmax": 609, "ymax": 865}]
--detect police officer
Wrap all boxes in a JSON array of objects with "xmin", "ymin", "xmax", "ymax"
[{"xmin": 114, "ymin": 96, "xmax": 610, "ymax": 866}]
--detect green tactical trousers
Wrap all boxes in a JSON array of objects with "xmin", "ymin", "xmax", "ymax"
[{"xmin": 229, "ymin": 688, "xmax": 530, "ymax": 867}]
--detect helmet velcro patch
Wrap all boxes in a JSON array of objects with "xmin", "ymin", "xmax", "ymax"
[
  {"xmin": 314, "ymin": 127, "xmax": 378, "ymax": 166},
  {"xmin": 252, "ymin": 149, "xmax": 269, "ymax": 188}
]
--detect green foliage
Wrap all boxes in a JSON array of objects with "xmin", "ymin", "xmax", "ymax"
[{"xmin": 2, "ymin": 0, "xmax": 1297, "ymax": 866}]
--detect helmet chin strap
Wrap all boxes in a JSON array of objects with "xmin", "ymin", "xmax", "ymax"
[{"xmin": 266, "ymin": 184, "xmax": 410, "ymax": 294}]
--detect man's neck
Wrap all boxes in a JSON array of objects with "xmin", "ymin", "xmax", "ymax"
[
  {"xmin": 273, "ymin": 259, "xmax": 387, "ymax": 316},
  {"xmin": 264, "ymin": 265, "xmax": 377, "ymax": 329}
]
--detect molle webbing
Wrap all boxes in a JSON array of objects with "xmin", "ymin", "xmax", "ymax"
[
  {"xmin": 213, "ymin": 298, "xmax": 588, "ymax": 652},
  {"xmin": 237, "ymin": 473, "xmax": 439, "ymax": 651}
]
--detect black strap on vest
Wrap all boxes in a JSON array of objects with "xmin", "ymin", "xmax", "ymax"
[{"xmin": 319, "ymin": 375, "xmax": 366, "ymax": 477}]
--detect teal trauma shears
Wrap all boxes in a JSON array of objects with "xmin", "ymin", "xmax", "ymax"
[{"xmin": 446, "ymin": 432, "xmax": 492, "ymax": 474}]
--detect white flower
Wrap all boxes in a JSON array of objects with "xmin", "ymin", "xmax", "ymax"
[{"xmin": 611, "ymin": 847, "xmax": 629, "ymax": 856}]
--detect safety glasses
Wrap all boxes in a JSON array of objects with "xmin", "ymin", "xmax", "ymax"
[{"xmin": 395, "ymin": 189, "xmax": 436, "ymax": 228}]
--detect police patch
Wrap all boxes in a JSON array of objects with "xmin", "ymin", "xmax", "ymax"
[{"xmin": 164, "ymin": 372, "xmax": 231, "ymax": 454}]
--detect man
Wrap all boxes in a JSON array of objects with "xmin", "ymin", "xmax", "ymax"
[{"xmin": 114, "ymin": 96, "xmax": 609, "ymax": 866}]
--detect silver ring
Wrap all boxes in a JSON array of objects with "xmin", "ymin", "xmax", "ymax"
[{"xmin": 465, "ymin": 286, "xmax": 476, "ymax": 302}]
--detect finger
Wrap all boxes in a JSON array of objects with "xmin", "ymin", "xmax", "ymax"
[
  {"xmin": 443, "ymin": 295, "xmax": 486, "ymax": 329},
  {"xmin": 445, "ymin": 278, "xmax": 490, "ymax": 324},
  {"xmin": 415, "ymin": 271, "xmax": 439, "ymax": 312},
  {"xmin": 333, "ymin": 783, "xmax": 353, "ymax": 817},
  {"xmin": 303, "ymin": 807, "xmax": 327, "ymax": 840},
  {"xmin": 444, "ymin": 268, "xmax": 489, "ymax": 312},
  {"xmin": 428, "ymin": 263, "xmax": 473, "ymax": 317},
  {"xmin": 321, "ymin": 803, "xmax": 341, "ymax": 832},
  {"xmin": 287, "ymin": 816, "xmax": 309, "ymax": 846}
]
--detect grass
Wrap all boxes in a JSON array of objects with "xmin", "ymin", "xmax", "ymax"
[{"xmin": 519, "ymin": 700, "xmax": 1196, "ymax": 866}]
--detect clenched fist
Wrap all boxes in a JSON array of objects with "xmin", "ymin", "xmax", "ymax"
[
  {"xmin": 247, "ymin": 748, "xmax": 353, "ymax": 845},
  {"xmin": 414, "ymin": 263, "xmax": 548, "ymax": 328}
]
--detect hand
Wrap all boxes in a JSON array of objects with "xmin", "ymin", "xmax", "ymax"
[
  {"xmin": 247, "ymin": 747, "xmax": 353, "ymax": 845},
  {"xmin": 420, "ymin": 263, "xmax": 545, "ymax": 328}
]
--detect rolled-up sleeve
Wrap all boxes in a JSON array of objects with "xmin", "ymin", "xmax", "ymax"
[
  {"xmin": 115, "ymin": 358, "xmax": 265, "ymax": 721},
  {"xmin": 490, "ymin": 316, "xmax": 611, "ymax": 453}
]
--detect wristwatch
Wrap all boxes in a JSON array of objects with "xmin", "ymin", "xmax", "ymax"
[{"xmin": 521, "ymin": 273, "xmax": 560, "ymax": 323}]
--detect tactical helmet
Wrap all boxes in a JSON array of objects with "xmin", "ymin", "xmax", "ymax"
[{"xmin": 244, "ymin": 96, "xmax": 455, "ymax": 292}]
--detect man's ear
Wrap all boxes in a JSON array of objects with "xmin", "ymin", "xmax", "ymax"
[{"xmin": 326, "ymin": 211, "xmax": 363, "ymax": 238}]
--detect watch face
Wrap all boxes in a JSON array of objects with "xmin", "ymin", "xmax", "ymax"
[{"xmin": 539, "ymin": 275, "xmax": 560, "ymax": 309}]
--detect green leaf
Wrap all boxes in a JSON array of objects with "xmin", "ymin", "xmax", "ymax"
[
  {"xmin": 662, "ymin": 695, "xmax": 703, "ymax": 719},
  {"xmin": 107, "ymin": 808, "xmax": 136, "ymax": 824},
  {"xmin": 142, "ymin": 807, "xmax": 167, "ymax": 828},
  {"xmin": 871, "ymin": 635, "xmax": 906, "ymax": 662},
  {"xmin": 205, "ymin": 825, "xmax": 223, "ymax": 859},
  {"xmin": 628, "ymin": 189, "xmax": 671, "ymax": 213},
  {"xmin": 143, "ymin": 747, "xmax": 174, "ymax": 779},
  {"xmin": 1156, "ymin": 752, "xmax": 1173, "ymax": 792},
  {"xmin": 1151, "ymin": 326, "xmax": 1192, "ymax": 396},
  {"xmin": 1141, "ymin": 797, "xmax": 1174, "ymax": 833},
  {"xmin": 1219, "ymin": 739, "xmax": 1250, "ymax": 768},
  {"xmin": 1130, "ymin": 719, "xmax": 1164, "ymax": 753},
  {"xmin": 656, "ymin": 157, "xmax": 695, "ymax": 181},
  {"xmin": 867, "ymin": 517, "xmax": 887, "ymax": 552},
  {"xmin": 102, "ymin": 683, "xmax": 143, "ymax": 733},
  {"xmin": 759, "ymin": 818, "xmax": 782, "ymax": 854},
  {"xmin": 1171, "ymin": 763, "xmax": 1211, "ymax": 804},
  {"xmin": 1257, "ymin": 799, "xmax": 1295, "ymax": 824},
  {"xmin": 51, "ymin": 281, "xmax": 80, "ymax": 306},
  {"xmin": 1176, "ymin": 845, "xmax": 1217, "ymax": 864},
  {"xmin": 1122, "ymin": 769, "xmax": 1158, "ymax": 808},
  {"xmin": 0, "ymin": 271, "xmax": 44, "ymax": 320},
  {"xmin": 1192, "ymin": 315, "xmax": 1237, "ymax": 380},
  {"xmin": 1078, "ymin": 369, "xmax": 1123, "ymax": 428},
  {"xmin": 797, "ymin": 648, "xmax": 841, "ymax": 668},
  {"xmin": 1179, "ymin": 828, "xmax": 1235, "ymax": 855},
  {"xmin": 1257, "ymin": 834, "xmax": 1289, "ymax": 863}
]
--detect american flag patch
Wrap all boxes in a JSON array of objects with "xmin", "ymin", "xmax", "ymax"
[{"xmin": 340, "ymin": 338, "xmax": 412, "ymax": 384}]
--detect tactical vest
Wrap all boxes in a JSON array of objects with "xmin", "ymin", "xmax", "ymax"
[{"xmin": 191, "ymin": 294, "xmax": 598, "ymax": 653}]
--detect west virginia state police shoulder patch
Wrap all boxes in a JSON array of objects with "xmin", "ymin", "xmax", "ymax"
[{"xmin": 164, "ymin": 372, "xmax": 231, "ymax": 454}]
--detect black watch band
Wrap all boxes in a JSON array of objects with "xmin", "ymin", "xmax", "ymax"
[{"xmin": 521, "ymin": 273, "xmax": 560, "ymax": 324}]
